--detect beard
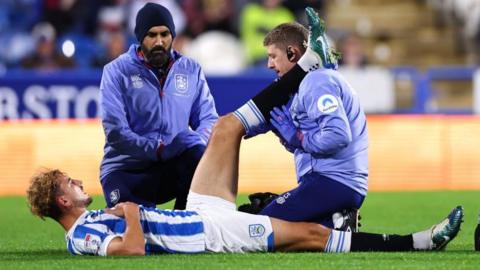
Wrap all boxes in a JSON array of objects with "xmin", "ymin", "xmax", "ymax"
[
  {"xmin": 74, "ymin": 196, "xmax": 93, "ymax": 208},
  {"xmin": 141, "ymin": 44, "xmax": 171, "ymax": 69}
]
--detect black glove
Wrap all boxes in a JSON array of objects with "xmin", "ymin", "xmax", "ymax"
[{"xmin": 238, "ymin": 192, "xmax": 279, "ymax": 214}]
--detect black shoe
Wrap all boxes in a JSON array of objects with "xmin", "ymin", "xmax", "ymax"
[
  {"xmin": 332, "ymin": 208, "xmax": 361, "ymax": 232},
  {"xmin": 238, "ymin": 192, "xmax": 279, "ymax": 214}
]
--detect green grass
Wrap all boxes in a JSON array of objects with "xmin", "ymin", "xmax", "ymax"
[{"xmin": 1, "ymin": 191, "xmax": 480, "ymax": 269}]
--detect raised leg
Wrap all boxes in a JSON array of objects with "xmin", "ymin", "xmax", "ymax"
[{"xmin": 189, "ymin": 114, "xmax": 245, "ymax": 203}]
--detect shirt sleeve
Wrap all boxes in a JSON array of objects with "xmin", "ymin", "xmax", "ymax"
[
  {"xmin": 68, "ymin": 225, "xmax": 120, "ymax": 256},
  {"xmin": 299, "ymin": 75, "xmax": 352, "ymax": 156},
  {"xmin": 100, "ymin": 64, "xmax": 161, "ymax": 161},
  {"xmin": 188, "ymin": 67, "xmax": 219, "ymax": 143}
]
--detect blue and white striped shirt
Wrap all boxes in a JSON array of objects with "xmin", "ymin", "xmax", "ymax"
[{"xmin": 65, "ymin": 206, "xmax": 205, "ymax": 256}]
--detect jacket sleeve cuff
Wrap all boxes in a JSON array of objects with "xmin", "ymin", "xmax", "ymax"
[{"xmin": 196, "ymin": 128, "xmax": 211, "ymax": 144}]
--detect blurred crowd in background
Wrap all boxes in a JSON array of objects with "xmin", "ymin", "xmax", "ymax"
[{"xmin": 0, "ymin": 0, "xmax": 479, "ymax": 75}]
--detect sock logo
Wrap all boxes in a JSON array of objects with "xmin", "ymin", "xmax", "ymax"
[{"xmin": 382, "ymin": 234, "xmax": 389, "ymax": 241}]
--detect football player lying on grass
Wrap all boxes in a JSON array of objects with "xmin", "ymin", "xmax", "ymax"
[{"xmin": 26, "ymin": 130, "xmax": 463, "ymax": 256}]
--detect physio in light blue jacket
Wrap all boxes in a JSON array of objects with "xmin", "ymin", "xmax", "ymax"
[
  {"xmin": 256, "ymin": 22, "xmax": 368, "ymax": 229},
  {"xmin": 99, "ymin": 3, "xmax": 218, "ymax": 209}
]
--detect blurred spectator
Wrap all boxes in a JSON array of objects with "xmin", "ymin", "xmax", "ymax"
[
  {"xmin": 240, "ymin": 0, "xmax": 294, "ymax": 65},
  {"xmin": 91, "ymin": 32, "xmax": 126, "ymax": 68},
  {"xmin": 43, "ymin": 0, "xmax": 84, "ymax": 35},
  {"xmin": 337, "ymin": 33, "xmax": 369, "ymax": 69},
  {"xmin": 183, "ymin": 31, "xmax": 246, "ymax": 75},
  {"xmin": 181, "ymin": 0, "xmax": 237, "ymax": 38},
  {"xmin": 20, "ymin": 22, "xmax": 75, "ymax": 70},
  {"xmin": 284, "ymin": 0, "xmax": 324, "ymax": 25},
  {"xmin": 457, "ymin": 0, "xmax": 480, "ymax": 64},
  {"xmin": 429, "ymin": 0, "xmax": 480, "ymax": 64},
  {"xmin": 96, "ymin": 3, "xmax": 127, "ymax": 46},
  {"xmin": 0, "ymin": 33, "xmax": 34, "ymax": 68},
  {"xmin": 0, "ymin": 0, "xmax": 41, "ymax": 32},
  {"xmin": 0, "ymin": 0, "xmax": 42, "ymax": 68}
]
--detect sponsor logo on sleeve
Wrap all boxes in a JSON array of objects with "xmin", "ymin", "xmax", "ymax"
[
  {"xmin": 84, "ymin": 233, "xmax": 101, "ymax": 254},
  {"xmin": 249, "ymin": 224, "xmax": 266, "ymax": 238},
  {"xmin": 317, "ymin": 94, "xmax": 339, "ymax": 113}
]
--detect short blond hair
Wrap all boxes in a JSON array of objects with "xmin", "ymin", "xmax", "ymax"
[
  {"xmin": 263, "ymin": 22, "xmax": 308, "ymax": 53},
  {"xmin": 27, "ymin": 169, "xmax": 65, "ymax": 220}
]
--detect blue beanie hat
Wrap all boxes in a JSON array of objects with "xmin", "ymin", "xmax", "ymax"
[{"xmin": 134, "ymin": 3, "xmax": 176, "ymax": 43}]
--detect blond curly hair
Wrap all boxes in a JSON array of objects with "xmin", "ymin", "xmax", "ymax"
[{"xmin": 27, "ymin": 169, "xmax": 65, "ymax": 220}]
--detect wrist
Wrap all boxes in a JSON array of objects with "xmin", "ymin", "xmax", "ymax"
[
  {"xmin": 124, "ymin": 205, "xmax": 140, "ymax": 220},
  {"xmin": 156, "ymin": 143, "xmax": 165, "ymax": 160},
  {"xmin": 292, "ymin": 130, "xmax": 304, "ymax": 148}
]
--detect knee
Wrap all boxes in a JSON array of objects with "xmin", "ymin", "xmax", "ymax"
[
  {"xmin": 298, "ymin": 223, "xmax": 330, "ymax": 244},
  {"xmin": 210, "ymin": 115, "xmax": 241, "ymax": 141}
]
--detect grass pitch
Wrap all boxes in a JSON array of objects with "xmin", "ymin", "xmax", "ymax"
[{"xmin": 1, "ymin": 191, "xmax": 479, "ymax": 269}]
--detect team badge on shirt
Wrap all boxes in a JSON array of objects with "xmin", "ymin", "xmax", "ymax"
[
  {"xmin": 249, "ymin": 224, "xmax": 265, "ymax": 237},
  {"xmin": 317, "ymin": 94, "xmax": 339, "ymax": 113},
  {"xmin": 131, "ymin": 74, "xmax": 143, "ymax": 89},
  {"xmin": 175, "ymin": 74, "xmax": 188, "ymax": 94}
]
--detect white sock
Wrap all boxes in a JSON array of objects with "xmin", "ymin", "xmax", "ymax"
[
  {"xmin": 297, "ymin": 47, "xmax": 322, "ymax": 72},
  {"xmin": 233, "ymin": 100, "xmax": 266, "ymax": 135},
  {"xmin": 324, "ymin": 230, "xmax": 352, "ymax": 253},
  {"xmin": 412, "ymin": 229, "xmax": 431, "ymax": 250}
]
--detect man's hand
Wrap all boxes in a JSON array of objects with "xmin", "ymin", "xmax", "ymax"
[
  {"xmin": 271, "ymin": 127, "xmax": 296, "ymax": 153},
  {"xmin": 105, "ymin": 202, "xmax": 140, "ymax": 218},
  {"xmin": 158, "ymin": 130, "xmax": 203, "ymax": 161},
  {"xmin": 105, "ymin": 202, "xmax": 145, "ymax": 256},
  {"xmin": 270, "ymin": 106, "xmax": 303, "ymax": 149}
]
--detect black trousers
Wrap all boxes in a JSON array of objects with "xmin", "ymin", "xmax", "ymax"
[{"xmin": 101, "ymin": 144, "xmax": 206, "ymax": 209}]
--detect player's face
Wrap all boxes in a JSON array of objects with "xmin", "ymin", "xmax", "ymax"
[
  {"xmin": 266, "ymin": 44, "xmax": 296, "ymax": 77},
  {"xmin": 141, "ymin": 25, "xmax": 173, "ymax": 69},
  {"xmin": 58, "ymin": 174, "xmax": 92, "ymax": 208}
]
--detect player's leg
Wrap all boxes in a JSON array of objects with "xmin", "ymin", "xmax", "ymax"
[
  {"xmin": 349, "ymin": 205, "xmax": 464, "ymax": 251},
  {"xmin": 270, "ymin": 218, "xmax": 331, "ymax": 251},
  {"xmin": 272, "ymin": 205, "xmax": 463, "ymax": 252},
  {"xmin": 189, "ymin": 114, "xmax": 244, "ymax": 203}
]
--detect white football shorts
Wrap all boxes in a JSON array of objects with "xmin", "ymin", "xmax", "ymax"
[{"xmin": 186, "ymin": 192, "xmax": 274, "ymax": 253}]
